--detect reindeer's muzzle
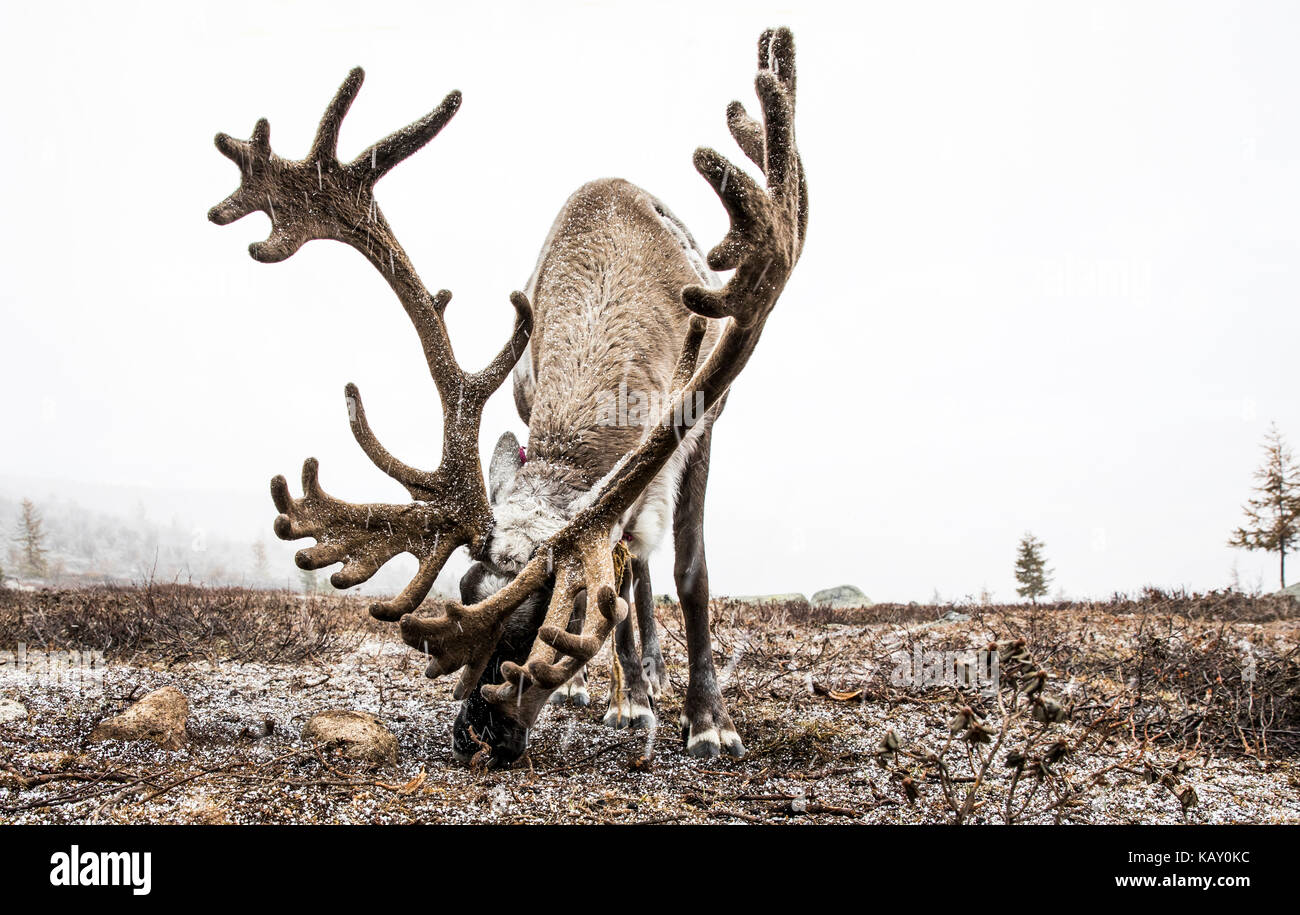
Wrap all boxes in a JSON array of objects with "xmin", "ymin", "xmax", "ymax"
[
  {"xmin": 450, "ymin": 561, "xmax": 552, "ymax": 767},
  {"xmin": 453, "ymin": 691, "xmax": 529, "ymax": 768}
]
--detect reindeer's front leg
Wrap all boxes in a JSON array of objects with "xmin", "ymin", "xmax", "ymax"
[
  {"xmin": 672, "ymin": 434, "xmax": 743, "ymax": 758},
  {"xmin": 632, "ymin": 556, "xmax": 669, "ymax": 698},
  {"xmin": 603, "ymin": 569, "xmax": 656, "ymax": 730}
]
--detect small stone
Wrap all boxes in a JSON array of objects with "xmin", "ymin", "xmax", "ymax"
[
  {"xmin": 90, "ymin": 686, "xmax": 189, "ymax": 750},
  {"xmin": 0, "ymin": 699, "xmax": 27, "ymax": 725},
  {"xmin": 302, "ymin": 710, "xmax": 398, "ymax": 767},
  {"xmin": 26, "ymin": 751, "xmax": 76, "ymax": 770}
]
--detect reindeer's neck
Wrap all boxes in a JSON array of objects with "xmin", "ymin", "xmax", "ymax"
[{"xmin": 523, "ymin": 179, "xmax": 707, "ymax": 485}]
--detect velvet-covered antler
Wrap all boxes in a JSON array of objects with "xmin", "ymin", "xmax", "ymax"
[
  {"xmin": 398, "ymin": 27, "xmax": 807, "ymax": 721},
  {"xmin": 209, "ymin": 69, "xmax": 531, "ymax": 623}
]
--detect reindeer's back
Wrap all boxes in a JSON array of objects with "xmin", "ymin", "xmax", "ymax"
[{"xmin": 517, "ymin": 178, "xmax": 720, "ymax": 483}]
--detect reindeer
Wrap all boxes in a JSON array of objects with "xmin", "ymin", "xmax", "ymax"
[{"xmin": 208, "ymin": 28, "xmax": 806, "ymax": 766}]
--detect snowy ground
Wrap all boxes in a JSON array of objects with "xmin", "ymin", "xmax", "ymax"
[{"xmin": 1, "ymin": 591, "xmax": 1298, "ymax": 825}]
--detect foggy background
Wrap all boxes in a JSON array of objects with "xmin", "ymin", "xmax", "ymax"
[{"xmin": 2, "ymin": 0, "xmax": 1298, "ymax": 602}]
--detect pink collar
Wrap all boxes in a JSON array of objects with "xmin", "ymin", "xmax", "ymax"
[{"xmin": 518, "ymin": 445, "xmax": 527, "ymax": 465}]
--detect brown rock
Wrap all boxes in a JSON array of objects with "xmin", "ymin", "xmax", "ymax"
[
  {"xmin": 90, "ymin": 686, "xmax": 189, "ymax": 750},
  {"xmin": 0, "ymin": 699, "xmax": 27, "ymax": 725},
  {"xmin": 302, "ymin": 710, "xmax": 398, "ymax": 766}
]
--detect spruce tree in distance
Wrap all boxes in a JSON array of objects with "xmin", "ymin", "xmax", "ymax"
[
  {"xmin": 13, "ymin": 498, "xmax": 49, "ymax": 578},
  {"xmin": 1014, "ymin": 532, "xmax": 1052, "ymax": 603},
  {"xmin": 1229, "ymin": 422, "xmax": 1300, "ymax": 589},
  {"xmin": 251, "ymin": 541, "xmax": 270, "ymax": 582}
]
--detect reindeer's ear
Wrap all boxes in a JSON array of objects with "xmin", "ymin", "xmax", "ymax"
[{"xmin": 488, "ymin": 432, "xmax": 525, "ymax": 503}]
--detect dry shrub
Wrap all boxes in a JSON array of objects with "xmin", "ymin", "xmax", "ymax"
[
  {"xmin": 0, "ymin": 582, "xmax": 383, "ymax": 663},
  {"xmin": 949, "ymin": 593, "xmax": 1300, "ymax": 757},
  {"xmin": 704, "ymin": 588, "xmax": 1300, "ymax": 630},
  {"xmin": 694, "ymin": 588, "xmax": 1300, "ymax": 762},
  {"xmin": 1120, "ymin": 620, "xmax": 1300, "ymax": 756},
  {"xmin": 706, "ymin": 597, "xmax": 939, "ymax": 628}
]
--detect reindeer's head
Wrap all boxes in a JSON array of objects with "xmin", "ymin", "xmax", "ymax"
[
  {"xmin": 477, "ymin": 432, "xmax": 586, "ymax": 575},
  {"xmin": 450, "ymin": 558, "xmax": 550, "ymax": 766},
  {"xmin": 208, "ymin": 27, "xmax": 805, "ymax": 765}
]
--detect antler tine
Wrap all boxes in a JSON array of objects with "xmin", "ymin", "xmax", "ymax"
[
  {"xmin": 211, "ymin": 69, "xmax": 532, "ymax": 626},
  {"xmin": 365, "ymin": 537, "xmax": 461, "ymax": 622},
  {"xmin": 343, "ymin": 382, "xmax": 437, "ymax": 501},
  {"xmin": 756, "ymin": 30, "xmax": 797, "ymax": 196},
  {"xmin": 474, "ymin": 291, "xmax": 534, "ymax": 396},
  {"xmin": 309, "ymin": 67, "xmax": 364, "ymax": 162},
  {"xmin": 398, "ymin": 555, "xmax": 553, "ymax": 683},
  {"xmin": 725, "ymin": 101, "xmax": 806, "ymax": 257},
  {"xmin": 270, "ymin": 458, "xmax": 443, "ymax": 591},
  {"xmin": 725, "ymin": 102, "xmax": 764, "ymax": 171},
  {"xmin": 761, "ymin": 27, "xmax": 807, "ymax": 255},
  {"xmin": 529, "ymin": 579, "xmax": 626, "ymax": 685},
  {"xmin": 672, "ymin": 315, "xmax": 708, "ymax": 392},
  {"xmin": 357, "ymin": 89, "xmax": 463, "ymax": 183},
  {"xmin": 689, "ymin": 148, "xmax": 766, "ymax": 283}
]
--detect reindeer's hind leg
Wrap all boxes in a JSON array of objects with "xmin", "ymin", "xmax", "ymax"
[
  {"xmin": 632, "ymin": 556, "xmax": 669, "ymax": 698},
  {"xmin": 603, "ymin": 569, "xmax": 655, "ymax": 729},
  {"xmin": 672, "ymin": 431, "xmax": 743, "ymax": 758}
]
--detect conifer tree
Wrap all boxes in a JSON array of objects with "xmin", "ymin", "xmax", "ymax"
[
  {"xmin": 12, "ymin": 499, "xmax": 49, "ymax": 578},
  {"xmin": 251, "ymin": 541, "xmax": 270, "ymax": 581},
  {"xmin": 1229, "ymin": 423, "xmax": 1300, "ymax": 589},
  {"xmin": 1014, "ymin": 532, "xmax": 1052, "ymax": 603}
]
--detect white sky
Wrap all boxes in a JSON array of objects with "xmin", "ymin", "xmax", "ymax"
[{"xmin": 3, "ymin": 0, "xmax": 1299, "ymax": 602}]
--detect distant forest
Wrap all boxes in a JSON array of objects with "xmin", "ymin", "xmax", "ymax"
[{"xmin": 0, "ymin": 493, "xmax": 463, "ymax": 596}]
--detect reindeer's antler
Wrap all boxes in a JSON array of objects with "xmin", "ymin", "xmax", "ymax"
[
  {"xmin": 399, "ymin": 28, "xmax": 806, "ymax": 720},
  {"xmin": 209, "ymin": 69, "xmax": 531, "ymax": 623}
]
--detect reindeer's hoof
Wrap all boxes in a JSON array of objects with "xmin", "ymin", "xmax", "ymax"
[
  {"xmin": 547, "ymin": 679, "xmax": 590, "ymax": 707},
  {"xmin": 720, "ymin": 728, "xmax": 745, "ymax": 757},
  {"xmin": 685, "ymin": 726, "xmax": 720, "ymax": 757},
  {"xmin": 603, "ymin": 698, "xmax": 655, "ymax": 730},
  {"xmin": 681, "ymin": 711, "xmax": 745, "ymax": 758}
]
